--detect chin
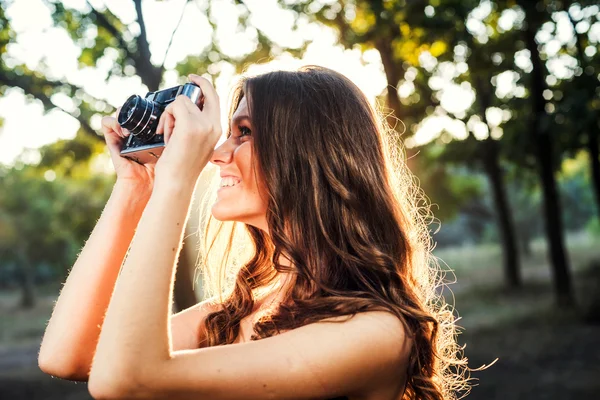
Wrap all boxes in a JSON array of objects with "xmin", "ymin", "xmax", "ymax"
[
  {"xmin": 211, "ymin": 209, "xmax": 267, "ymax": 232},
  {"xmin": 211, "ymin": 205, "xmax": 244, "ymax": 223},
  {"xmin": 210, "ymin": 208, "xmax": 234, "ymax": 222}
]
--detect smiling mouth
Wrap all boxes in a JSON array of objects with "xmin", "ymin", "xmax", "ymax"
[
  {"xmin": 218, "ymin": 184, "xmax": 240, "ymax": 191},
  {"xmin": 219, "ymin": 177, "xmax": 241, "ymax": 189}
]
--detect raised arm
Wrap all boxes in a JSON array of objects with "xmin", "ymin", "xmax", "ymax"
[
  {"xmin": 38, "ymin": 112, "xmax": 154, "ymax": 381},
  {"xmin": 38, "ymin": 180, "xmax": 151, "ymax": 381}
]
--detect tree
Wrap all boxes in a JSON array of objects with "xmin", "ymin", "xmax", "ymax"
[
  {"xmin": 516, "ymin": 0, "xmax": 574, "ymax": 306},
  {"xmin": 3, "ymin": 0, "xmax": 595, "ymax": 308},
  {"xmin": 425, "ymin": 1, "xmax": 524, "ymax": 287},
  {"xmin": 0, "ymin": 160, "xmax": 113, "ymax": 308},
  {"xmin": 0, "ymin": 2, "xmax": 106, "ymax": 137},
  {"xmin": 272, "ymin": 0, "xmax": 477, "ymax": 141},
  {"xmin": 0, "ymin": 0, "xmax": 190, "ymax": 308},
  {"xmin": 0, "ymin": 0, "xmax": 309, "ymax": 310},
  {"xmin": 559, "ymin": 0, "xmax": 600, "ymax": 219}
]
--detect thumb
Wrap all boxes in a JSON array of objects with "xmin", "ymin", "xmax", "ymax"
[{"xmin": 104, "ymin": 130, "xmax": 125, "ymax": 161}]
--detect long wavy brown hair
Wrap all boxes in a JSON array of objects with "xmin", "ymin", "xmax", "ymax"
[{"xmin": 193, "ymin": 65, "xmax": 471, "ymax": 399}]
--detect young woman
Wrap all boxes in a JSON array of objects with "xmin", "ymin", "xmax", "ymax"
[{"xmin": 39, "ymin": 66, "xmax": 469, "ymax": 399}]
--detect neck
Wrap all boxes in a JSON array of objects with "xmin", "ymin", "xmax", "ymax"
[{"xmin": 255, "ymin": 253, "xmax": 294, "ymax": 309}]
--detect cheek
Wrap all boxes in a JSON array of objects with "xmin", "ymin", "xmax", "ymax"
[
  {"xmin": 234, "ymin": 142, "xmax": 255, "ymax": 187},
  {"xmin": 234, "ymin": 143, "xmax": 267, "ymax": 200}
]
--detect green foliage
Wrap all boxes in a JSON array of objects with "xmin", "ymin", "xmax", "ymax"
[
  {"xmin": 0, "ymin": 163, "xmax": 113, "ymax": 280},
  {"xmin": 0, "ymin": 0, "xmax": 598, "ymax": 280},
  {"xmin": 0, "ymin": 2, "xmax": 114, "ymax": 143},
  {"xmin": 175, "ymin": 3, "xmax": 310, "ymax": 79},
  {"xmin": 586, "ymin": 218, "xmax": 600, "ymax": 238},
  {"xmin": 414, "ymin": 142, "xmax": 485, "ymax": 220},
  {"xmin": 35, "ymin": 130, "xmax": 106, "ymax": 178},
  {"xmin": 558, "ymin": 152, "xmax": 598, "ymax": 231},
  {"xmin": 47, "ymin": 0, "xmax": 130, "ymax": 77}
]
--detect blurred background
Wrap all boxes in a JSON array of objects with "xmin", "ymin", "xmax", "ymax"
[{"xmin": 0, "ymin": 0, "xmax": 599, "ymax": 398}]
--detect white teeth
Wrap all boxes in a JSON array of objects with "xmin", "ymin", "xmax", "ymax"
[{"xmin": 220, "ymin": 177, "xmax": 241, "ymax": 187}]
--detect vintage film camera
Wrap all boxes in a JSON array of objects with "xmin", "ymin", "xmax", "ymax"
[{"xmin": 117, "ymin": 83, "xmax": 203, "ymax": 164}]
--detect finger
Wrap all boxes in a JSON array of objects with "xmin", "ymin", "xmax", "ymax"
[
  {"xmin": 101, "ymin": 116, "xmax": 125, "ymax": 139},
  {"xmin": 104, "ymin": 137, "xmax": 129, "ymax": 172},
  {"xmin": 175, "ymin": 94, "xmax": 201, "ymax": 115},
  {"xmin": 112, "ymin": 107, "xmax": 131, "ymax": 138},
  {"xmin": 164, "ymin": 112, "xmax": 175, "ymax": 145},
  {"xmin": 156, "ymin": 110, "xmax": 168, "ymax": 134},
  {"xmin": 174, "ymin": 95, "xmax": 222, "ymax": 139},
  {"xmin": 188, "ymin": 74, "xmax": 219, "ymax": 114},
  {"xmin": 182, "ymin": 78, "xmax": 222, "ymax": 136},
  {"xmin": 102, "ymin": 122, "xmax": 124, "ymax": 156},
  {"xmin": 104, "ymin": 132, "xmax": 122, "ymax": 154},
  {"xmin": 163, "ymin": 96, "xmax": 192, "ymax": 122}
]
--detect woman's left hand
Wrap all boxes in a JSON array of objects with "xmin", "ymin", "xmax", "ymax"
[{"xmin": 154, "ymin": 74, "xmax": 222, "ymax": 188}]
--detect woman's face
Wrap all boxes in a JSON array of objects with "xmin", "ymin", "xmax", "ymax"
[{"xmin": 209, "ymin": 95, "xmax": 269, "ymax": 232}]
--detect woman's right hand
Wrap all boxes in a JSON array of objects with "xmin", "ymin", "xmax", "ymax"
[{"xmin": 101, "ymin": 107, "xmax": 156, "ymax": 188}]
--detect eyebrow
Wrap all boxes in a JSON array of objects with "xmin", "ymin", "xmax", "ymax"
[
  {"xmin": 231, "ymin": 115, "xmax": 250, "ymax": 126},
  {"xmin": 227, "ymin": 115, "xmax": 251, "ymax": 138}
]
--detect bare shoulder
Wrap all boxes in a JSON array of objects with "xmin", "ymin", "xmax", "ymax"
[
  {"xmin": 277, "ymin": 309, "xmax": 413, "ymax": 396},
  {"xmin": 322, "ymin": 310, "xmax": 411, "ymax": 347},
  {"xmin": 349, "ymin": 311, "xmax": 413, "ymax": 393},
  {"xmin": 172, "ymin": 295, "xmax": 223, "ymax": 318},
  {"xmin": 130, "ymin": 308, "xmax": 413, "ymax": 399},
  {"xmin": 169, "ymin": 296, "xmax": 224, "ymax": 351},
  {"xmin": 339, "ymin": 310, "xmax": 412, "ymax": 362}
]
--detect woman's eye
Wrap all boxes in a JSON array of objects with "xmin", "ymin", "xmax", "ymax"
[{"xmin": 238, "ymin": 125, "xmax": 252, "ymax": 137}]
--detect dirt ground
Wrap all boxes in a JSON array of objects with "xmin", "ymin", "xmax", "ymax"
[
  {"xmin": 2, "ymin": 243, "xmax": 599, "ymax": 399},
  {"xmin": 1, "ymin": 311, "xmax": 599, "ymax": 399},
  {"xmin": 459, "ymin": 320, "xmax": 600, "ymax": 400}
]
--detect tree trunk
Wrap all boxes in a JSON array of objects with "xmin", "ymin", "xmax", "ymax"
[
  {"xmin": 522, "ymin": 7, "xmax": 574, "ymax": 306},
  {"xmin": 587, "ymin": 126, "xmax": 600, "ymax": 219},
  {"xmin": 17, "ymin": 245, "xmax": 36, "ymax": 309},
  {"xmin": 481, "ymin": 139, "xmax": 522, "ymax": 287},
  {"xmin": 133, "ymin": 0, "xmax": 163, "ymax": 91},
  {"xmin": 373, "ymin": 38, "xmax": 420, "ymax": 169},
  {"xmin": 172, "ymin": 171, "xmax": 218, "ymax": 310},
  {"xmin": 375, "ymin": 39, "xmax": 403, "ymax": 129},
  {"xmin": 173, "ymin": 248, "xmax": 199, "ymax": 313},
  {"xmin": 564, "ymin": 2, "xmax": 600, "ymax": 219},
  {"xmin": 519, "ymin": 228, "xmax": 533, "ymax": 258},
  {"xmin": 475, "ymin": 75, "xmax": 522, "ymax": 287},
  {"xmin": 535, "ymin": 128, "xmax": 574, "ymax": 306}
]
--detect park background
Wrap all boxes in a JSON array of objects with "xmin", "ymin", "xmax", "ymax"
[{"xmin": 0, "ymin": 0, "xmax": 599, "ymax": 398}]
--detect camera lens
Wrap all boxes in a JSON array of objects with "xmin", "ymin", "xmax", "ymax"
[{"xmin": 118, "ymin": 95, "xmax": 162, "ymax": 141}]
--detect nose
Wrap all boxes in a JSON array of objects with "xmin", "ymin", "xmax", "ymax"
[{"xmin": 209, "ymin": 139, "xmax": 234, "ymax": 166}]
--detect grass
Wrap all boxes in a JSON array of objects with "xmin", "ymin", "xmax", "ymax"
[
  {"xmin": 0, "ymin": 281, "xmax": 64, "ymax": 351},
  {"xmin": 0, "ymin": 231, "xmax": 598, "ymax": 350},
  {"xmin": 1, "ymin": 232, "xmax": 599, "ymax": 399},
  {"xmin": 432, "ymin": 231, "xmax": 599, "ymax": 329},
  {"xmin": 434, "ymin": 231, "xmax": 597, "ymax": 282}
]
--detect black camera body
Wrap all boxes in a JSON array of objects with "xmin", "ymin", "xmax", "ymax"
[{"xmin": 117, "ymin": 83, "xmax": 203, "ymax": 165}]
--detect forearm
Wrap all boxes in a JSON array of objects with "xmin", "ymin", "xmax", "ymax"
[
  {"xmin": 39, "ymin": 180, "xmax": 152, "ymax": 378},
  {"xmin": 89, "ymin": 178, "xmax": 196, "ymax": 392}
]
